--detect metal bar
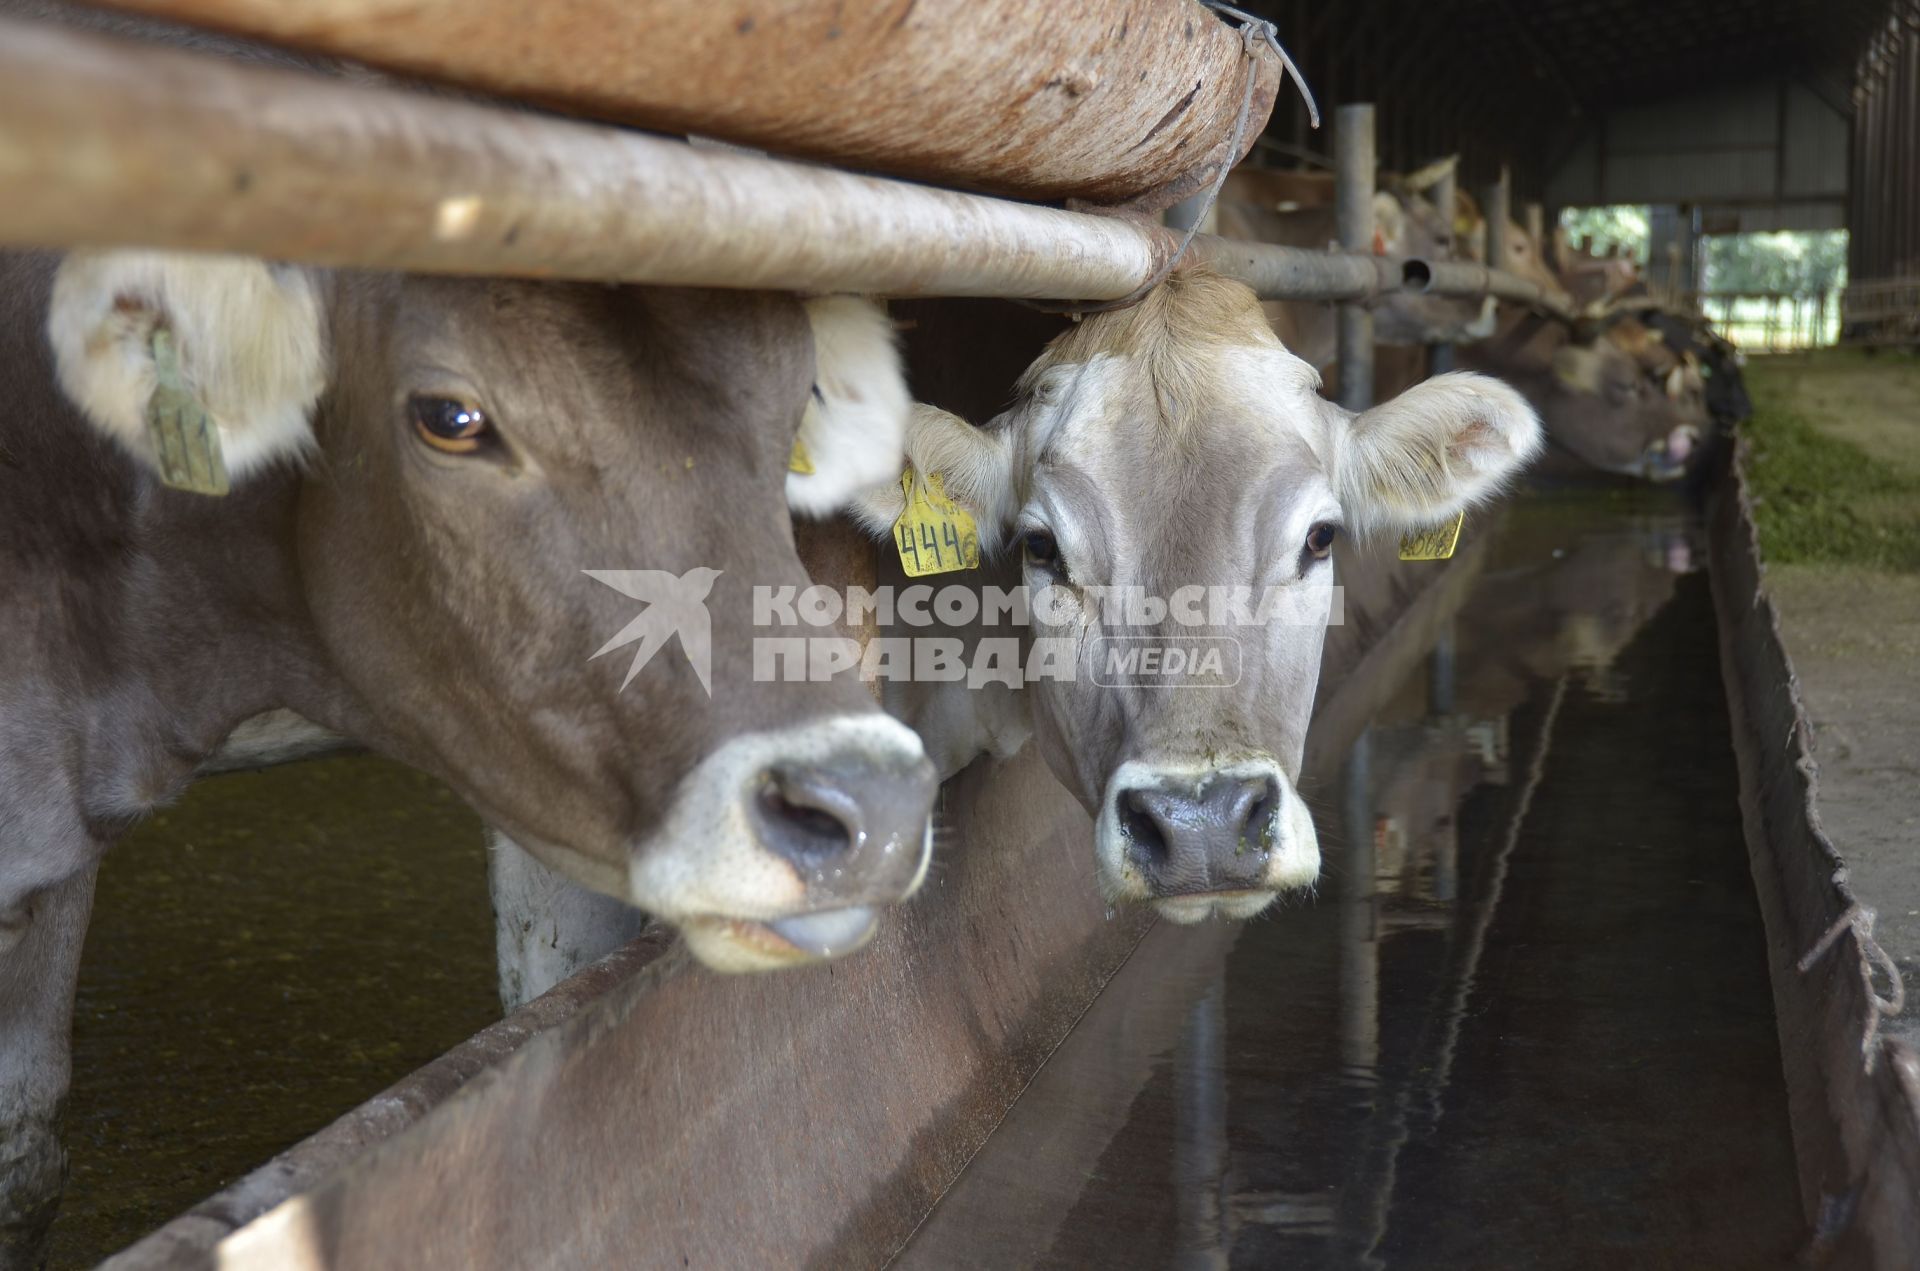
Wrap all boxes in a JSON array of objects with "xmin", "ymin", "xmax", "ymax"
[
  {"xmin": 1430, "ymin": 166, "xmax": 1458, "ymax": 255},
  {"xmin": 1189, "ymin": 237, "xmax": 1396, "ymax": 302},
  {"xmin": 1336, "ymin": 103, "xmax": 1377, "ymax": 412},
  {"xmin": 0, "ymin": 17, "xmax": 1558, "ymax": 315},
  {"xmin": 1400, "ymin": 259, "xmax": 1575, "ymax": 321},
  {"xmin": 82, "ymin": 0, "xmax": 1281, "ymax": 211},
  {"xmin": 1485, "ymin": 165, "xmax": 1511, "ymax": 274}
]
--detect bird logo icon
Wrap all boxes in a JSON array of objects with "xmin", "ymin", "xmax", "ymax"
[{"xmin": 583, "ymin": 567, "xmax": 722, "ymax": 696}]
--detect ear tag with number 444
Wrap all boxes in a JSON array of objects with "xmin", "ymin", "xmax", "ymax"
[
  {"xmin": 1398, "ymin": 511, "xmax": 1465, "ymax": 562},
  {"xmin": 144, "ymin": 328, "xmax": 231, "ymax": 496},
  {"xmin": 892, "ymin": 466, "xmax": 980, "ymax": 577}
]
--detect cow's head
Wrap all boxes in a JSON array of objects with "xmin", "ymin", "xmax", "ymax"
[
  {"xmin": 1373, "ymin": 166, "xmax": 1498, "ymax": 346},
  {"xmin": 1548, "ymin": 322, "xmax": 1705, "ymax": 482},
  {"xmin": 48, "ymin": 250, "xmax": 937, "ymax": 971},
  {"xmin": 859, "ymin": 267, "xmax": 1540, "ymax": 921}
]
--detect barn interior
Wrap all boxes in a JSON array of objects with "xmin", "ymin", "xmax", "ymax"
[{"xmin": 1, "ymin": 2, "xmax": 1917, "ymax": 1269}]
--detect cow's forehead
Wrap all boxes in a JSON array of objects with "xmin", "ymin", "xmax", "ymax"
[{"xmin": 1033, "ymin": 342, "xmax": 1332, "ymax": 478}]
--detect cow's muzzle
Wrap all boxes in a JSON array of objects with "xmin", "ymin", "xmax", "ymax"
[
  {"xmin": 1641, "ymin": 425, "xmax": 1701, "ymax": 482},
  {"xmin": 629, "ymin": 715, "xmax": 937, "ymax": 972},
  {"xmin": 1095, "ymin": 758, "xmax": 1320, "ymax": 922}
]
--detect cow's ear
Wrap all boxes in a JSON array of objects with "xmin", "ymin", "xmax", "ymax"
[
  {"xmin": 1371, "ymin": 193, "xmax": 1407, "ymax": 254},
  {"xmin": 849, "ymin": 405, "xmax": 1018, "ymax": 549},
  {"xmin": 787, "ymin": 296, "xmax": 912, "ymax": 518},
  {"xmin": 1336, "ymin": 372, "xmax": 1541, "ymax": 531},
  {"xmin": 48, "ymin": 251, "xmax": 329, "ymax": 482}
]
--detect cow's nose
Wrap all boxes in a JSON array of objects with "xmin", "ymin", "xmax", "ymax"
[
  {"xmin": 751, "ymin": 755, "xmax": 936, "ymax": 900},
  {"xmin": 1117, "ymin": 773, "xmax": 1279, "ymax": 895},
  {"xmin": 1666, "ymin": 424, "xmax": 1700, "ymax": 463}
]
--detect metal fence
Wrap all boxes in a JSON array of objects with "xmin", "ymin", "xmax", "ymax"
[
  {"xmin": 1842, "ymin": 276, "xmax": 1920, "ymax": 346},
  {"xmin": 1690, "ymin": 289, "xmax": 1842, "ymax": 352}
]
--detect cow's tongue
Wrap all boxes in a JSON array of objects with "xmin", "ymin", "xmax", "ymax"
[{"xmin": 765, "ymin": 906, "xmax": 877, "ymax": 958}]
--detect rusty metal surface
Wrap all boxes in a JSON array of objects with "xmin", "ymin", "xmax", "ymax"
[
  {"xmin": 83, "ymin": 0, "xmax": 1279, "ymax": 211},
  {"xmin": 1709, "ymin": 439, "xmax": 1920, "ymax": 1267}
]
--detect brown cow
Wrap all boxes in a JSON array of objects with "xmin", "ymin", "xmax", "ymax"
[
  {"xmin": 0, "ymin": 247, "xmax": 936, "ymax": 1260},
  {"xmin": 1461, "ymin": 305, "xmax": 1703, "ymax": 481}
]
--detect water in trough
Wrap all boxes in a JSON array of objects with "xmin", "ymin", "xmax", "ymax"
[
  {"xmin": 896, "ymin": 487, "xmax": 1806, "ymax": 1268},
  {"xmin": 43, "ymin": 487, "xmax": 1803, "ymax": 1267}
]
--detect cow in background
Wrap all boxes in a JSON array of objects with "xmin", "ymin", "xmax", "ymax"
[
  {"xmin": 1217, "ymin": 163, "xmax": 1496, "ymax": 374},
  {"xmin": 1460, "ymin": 305, "xmax": 1704, "ymax": 481}
]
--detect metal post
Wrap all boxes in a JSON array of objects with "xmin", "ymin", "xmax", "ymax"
[
  {"xmin": 1172, "ymin": 982, "xmax": 1229, "ymax": 1268},
  {"xmin": 1339, "ymin": 728, "xmax": 1379, "ymax": 1084},
  {"xmin": 1484, "ymin": 165, "xmax": 1510, "ymax": 276},
  {"xmin": 1431, "ymin": 165, "xmax": 1457, "ymax": 256},
  {"xmin": 1335, "ymin": 103, "xmax": 1377, "ymax": 411},
  {"xmin": 1427, "ymin": 161, "xmax": 1458, "ymax": 378},
  {"xmin": 1163, "ymin": 190, "xmax": 1211, "ymax": 235},
  {"xmin": 1429, "ymin": 623, "xmax": 1457, "ymax": 717}
]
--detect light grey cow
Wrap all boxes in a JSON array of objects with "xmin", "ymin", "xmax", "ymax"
[
  {"xmin": 850, "ymin": 265, "xmax": 1541, "ymax": 922},
  {"xmin": 0, "ymin": 248, "xmax": 934, "ymax": 1262}
]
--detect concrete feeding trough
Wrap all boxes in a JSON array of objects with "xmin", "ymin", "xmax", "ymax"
[
  {"xmin": 102, "ymin": 528, "xmax": 1496, "ymax": 1270},
  {"xmin": 1708, "ymin": 440, "xmax": 1920, "ymax": 1264}
]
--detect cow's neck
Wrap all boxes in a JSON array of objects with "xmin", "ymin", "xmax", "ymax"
[
  {"xmin": 77, "ymin": 466, "xmax": 351, "ymax": 823},
  {"xmin": 877, "ymin": 552, "xmax": 1033, "ymax": 780}
]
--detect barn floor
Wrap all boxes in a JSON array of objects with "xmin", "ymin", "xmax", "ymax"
[{"xmin": 896, "ymin": 488, "xmax": 1806, "ymax": 1269}]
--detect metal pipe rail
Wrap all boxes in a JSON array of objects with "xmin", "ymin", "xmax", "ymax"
[
  {"xmin": 0, "ymin": 16, "xmax": 1554, "ymax": 316},
  {"xmin": 1401, "ymin": 259, "xmax": 1576, "ymax": 322}
]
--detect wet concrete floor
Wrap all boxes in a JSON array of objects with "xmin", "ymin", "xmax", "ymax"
[
  {"xmin": 899, "ymin": 489, "xmax": 1806, "ymax": 1269},
  {"xmin": 46, "ymin": 756, "xmax": 497, "ymax": 1269}
]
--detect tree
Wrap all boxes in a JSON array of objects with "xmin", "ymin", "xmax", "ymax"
[
  {"xmin": 1700, "ymin": 231, "xmax": 1848, "ymax": 294},
  {"xmin": 1559, "ymin": 205, "xmax": 1649, "ymax": 261}
]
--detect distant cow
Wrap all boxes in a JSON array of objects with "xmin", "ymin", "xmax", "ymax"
[
  {"xmin": 0, "ymin": 249, "xmax": 936, "ymax": 1259},
  {"xmin": 1217, "ymin": 165, "xmax": 1496, "ymax": 372},
  {"xmin": 851, "ymin": 266, "xmax": 1541, "ymax": 922},
  {"xmin": 1462, "ymin": 306, "xmax": 1704, "ymax": 481}
]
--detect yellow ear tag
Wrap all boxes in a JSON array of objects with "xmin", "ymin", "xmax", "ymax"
[
  {"xmin": 892, "ymin": 466, "xmax": 980, "ymax": 577},
  {"xmin": 788, "ymin": 437, "xmax": 815, "ymax": 475},
  {"xmin": 144, "ymin": 328, "xmax": 230, "ymax": 496},
  {"xmin": 1398, "ymin": 512, "xmax": 1465, "ymax": 562}
]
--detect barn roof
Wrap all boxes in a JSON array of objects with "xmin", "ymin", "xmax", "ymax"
[{"xmin": 1247, "ymin": 0, "xmax": 1912, "ymax": 194}]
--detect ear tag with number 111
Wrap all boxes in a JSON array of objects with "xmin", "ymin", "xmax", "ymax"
[
  {"xmin": 1398, "ymin": 512, "xmax": 1465, "ymax": 562},
  {"xmin": 891, "ymin": 466, "xmax": 980, "ymax": 577}
]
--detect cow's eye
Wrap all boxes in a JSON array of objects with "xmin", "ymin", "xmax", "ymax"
[
  {"xmin": 1305, "ymin": 522, "xmax": 1338, "ymax": 560},
  {"xmin": 1023, "ymin": 529, "xmax": 1061, "ymax": 569},
  {"xmin": 410, "ymin": 396, "xmax": 492, "ymax": 454}
]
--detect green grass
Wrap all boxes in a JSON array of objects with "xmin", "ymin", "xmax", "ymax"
[{"xmin": 1742, "ymin": 356, "xmax": 1920, "ymax": 571}]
